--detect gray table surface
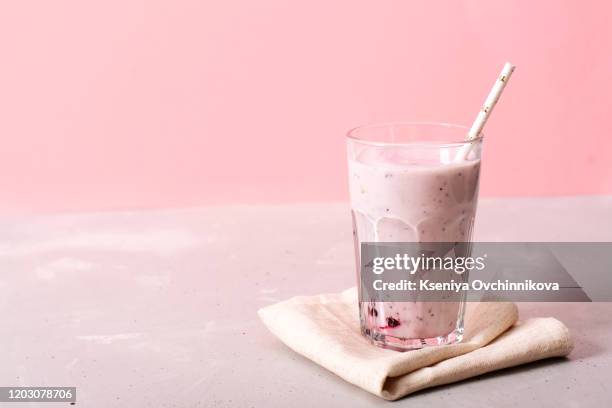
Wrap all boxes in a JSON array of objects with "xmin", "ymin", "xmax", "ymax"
[{"xmin": 0, "ymin": 196, "xmax": 611, "ymax": 407}]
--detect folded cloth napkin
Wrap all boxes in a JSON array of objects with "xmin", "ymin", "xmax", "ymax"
[{"xmin": 258, "ymin": 287, "xmax": 573, "ymax": 400}]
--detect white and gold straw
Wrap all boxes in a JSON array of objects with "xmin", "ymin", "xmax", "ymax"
[
  {"xmin": 467, "ymin": 62, "xmax": 515, "ymax": 140},
  {"xmin": 455, "ymin": 62, "xmax": 515, "ymax": 161}
]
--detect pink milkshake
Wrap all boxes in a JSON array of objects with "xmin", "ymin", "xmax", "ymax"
[{"xmin": 347, "ymin": 123, "xmax": 483, "ymax": 350}]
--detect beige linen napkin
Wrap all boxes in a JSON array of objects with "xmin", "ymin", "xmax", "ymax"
[{"xmin": 258, "ymin": 288, "xmax": 573, "ymax": 400}]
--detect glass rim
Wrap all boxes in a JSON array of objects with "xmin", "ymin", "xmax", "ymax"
[{"xmin": 346, "ymin": 121, "xmax": 483, "ymax": 148}]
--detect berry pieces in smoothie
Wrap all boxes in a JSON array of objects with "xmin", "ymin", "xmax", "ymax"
[
  {"xmin": 386, "ymin": 317, "xmax": 400, "ymax": 328},
  {"xmin": 368, "ymin": 305, "xmax": 379, "ymax": 317}
]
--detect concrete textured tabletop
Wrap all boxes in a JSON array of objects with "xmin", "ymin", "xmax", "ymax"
[{"xmin": 1, "ymin": 196, "xmax": 611, "ymax": 407}]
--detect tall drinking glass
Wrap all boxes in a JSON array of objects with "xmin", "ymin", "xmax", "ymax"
[{"xmin": 347, "ymin": 123, "xmax": 483, "ymax": 350}]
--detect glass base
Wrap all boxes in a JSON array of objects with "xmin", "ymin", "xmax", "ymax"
[{"xmin": 361, "ymin": 326, "xmax": 464, "ymax": 351}]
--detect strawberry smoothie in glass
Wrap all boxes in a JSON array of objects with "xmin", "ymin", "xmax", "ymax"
[{"xmin": 347, "ymin": 122, "xmax": 483, "ymax": 350}]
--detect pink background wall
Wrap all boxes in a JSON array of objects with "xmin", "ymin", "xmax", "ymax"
[{"xmin": 0, "ymin": 1, "xmax": 610, "ymax": 212}]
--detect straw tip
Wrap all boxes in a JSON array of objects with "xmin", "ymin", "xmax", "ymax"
[{"xmin": 503, "ymin": 62, "xmax": 516, "ymax": 72}]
